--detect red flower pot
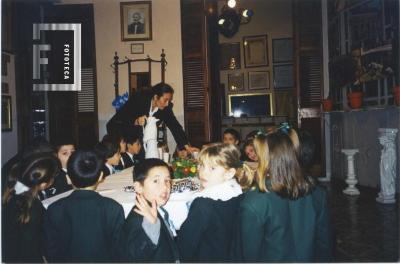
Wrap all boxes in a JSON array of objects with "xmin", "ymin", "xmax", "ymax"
[
  {"xmin": 348, "ymin": 92, "xmax": 363, "ymax": 109},
  {"xmin": 393, "ymin": 86, "xmax": 400, "ymax": 106},
  {"xmin": 322, "ymin": 99, "xmax": 333, "ymax": 112}
]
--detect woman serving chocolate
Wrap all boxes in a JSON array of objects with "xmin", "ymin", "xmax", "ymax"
[{"xmin": 106, "ymin": 83, "xmax": 198, "ymax": 154}]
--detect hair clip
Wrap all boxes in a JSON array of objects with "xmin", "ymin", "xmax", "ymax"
[{"xmin": 277, "ymin": 122, "xmax": 291, "ymax": 134}]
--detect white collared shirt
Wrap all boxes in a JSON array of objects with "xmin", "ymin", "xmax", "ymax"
[
  {"xmin": 126, "ymin": 152, "xmax": 134, "ymax": 162},
  {"xmin": 158, "ymin": 206, "xmax": 177, "ymax": 237},
  {"xmin": 149, "ymin": 103, "xmax": 158, "ymax": 117},
  {"xmin": 105, "ymin": 163, "xmax": 114, "ymax": 174},
  {"xmin": 193, "ymin": 179, "xmax": 242, "ymax": 201}
]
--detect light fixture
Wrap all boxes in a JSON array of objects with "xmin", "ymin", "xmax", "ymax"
[
  {"xmin": 227, "ymin": 0, "xmax": 237, "ymax": 8},
  {"xmin": 217, "ymin": 1, "xmax": 254, "ymax": 38}
]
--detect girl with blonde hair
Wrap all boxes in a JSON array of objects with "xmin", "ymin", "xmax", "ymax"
[{"xmin": 178, "ymin": 143, "xmax": 252, "ymax": 262}]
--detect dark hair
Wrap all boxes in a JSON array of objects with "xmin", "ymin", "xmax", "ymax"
[
  {"xmin": 3, "ymin": 137, "xmax": 56, "ymax": 191},
  {"xmin": 152, "ymin": 83, "xmax": 174, "ymax": 98},
  {"xmin": 103, "ymin": 131, "xmax": 125, "ymax": 144},
  {"xmin": 262, "ymin": 132, "xmax": 315, "ymax": 199},
  {"xmin": 245, "ymin": 130, "xmax": 261, "ymax": 141},
  {"xmin": 67, "ymin": 150, "xmax": 103, "ymax": 188},
  {"xmin": 22, "ymin": 137, "xmax": 56, "ymax": 159},
  {"xmin": 296, "ymin": 129, "xmax": 316, "ymax": 170},
  {"xmin": 94, "ymin": 140, "xmax": 120, "ymax": 160},
  {"xmin": 3, "ymin": 153, "xmax": 60, "ymax": 223},
  {"xmin": 133, "ymin": 158, "xmax": 170, "ymax": 183},
  {"xmin": 52, "ymin": 137, "xmax": 76, "ymax": 152},
  {"xmin": 125, "ymin": 130, "xmax": 142, "ymax": 145},
  {"xmin": 223, "ymin": 128, "xmax": 241, "ymax": 143}
]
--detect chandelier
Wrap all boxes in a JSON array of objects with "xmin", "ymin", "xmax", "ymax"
[{"xmin": 218, "ymin": 0, "xmax": 254, "ymax": 38}]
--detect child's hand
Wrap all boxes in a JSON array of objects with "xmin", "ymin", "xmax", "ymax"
[
  {"xmin": 134, "ymin": 115, "xmax": 147, "ymax": 126},
  {"xmin": 134, "ymin": 194, "xmax": 158, "ymax": 224}
]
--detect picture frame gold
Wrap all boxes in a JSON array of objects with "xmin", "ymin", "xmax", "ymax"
[
  {"xmin": 228, "ymin": 92, "xmax": 273, "ymax": 117},
  {"xmin": 243, "ymin": 35, "xmax": 268, "ymax": 68},
  {"xmin": 120, "ymin": 1, "xmax": 152, "ymax": 41}
]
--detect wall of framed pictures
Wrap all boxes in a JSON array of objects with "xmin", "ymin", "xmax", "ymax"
[
  {"xmin": 218, "ymin": 0, "xmax": 294, "ymax": 118},
  {"xmin": 1, "ymin": 52, "xmax": 18, "ymax": 166}
]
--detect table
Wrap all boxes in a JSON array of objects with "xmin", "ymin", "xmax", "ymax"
[{"xmin": 42, "ymin": 167, "xmax": 197, "ymax": 229}]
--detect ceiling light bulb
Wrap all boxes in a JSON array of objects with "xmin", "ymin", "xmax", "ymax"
[
  {"xmin": 227, "ymin": 0, "xmax": 236, "ymax": 8},
  {"xmin": 242, "ymin": 9, "xmax": 254, "ymax": 18}
]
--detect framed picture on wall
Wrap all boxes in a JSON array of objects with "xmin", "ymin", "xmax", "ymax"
[
  {"xmin": 228, "ymin": 72, "xmax": 244, "ymax": 91},
  {"xmin": 131, "ymin": 43, "xmax": 144, "ymax": 54},
  {"xmin": 248, "ymin": 71, "xmax": 270, "ymax": 90},
  {"xmin": 243, "ymin": 35, "xmax": 268, "ymax": 68},
  {"xmin": 2, "ymin": 95, "xmax": 12, "ymax": 131},
  {"xmin": 220, "ymin": 42, "xmax": 241, "ymax": 70},
  {"xmin": 120, "ymin": 1, "xmax": 152, "ymax": 41},
  {"xmin": 272, "ymin": 38, "xmax": 293, "ymax": 63},
  {"xmin": 273, "ymin": 64, "xmax": 293, "ymax": 89}
]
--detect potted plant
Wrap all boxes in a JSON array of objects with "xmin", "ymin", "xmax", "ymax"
[
  {"xmin": 347, "ymin": 84, "xmax": 363, "ymax": 109},
  {"xmin": 322, "ymin": 96, "xmax": 333, "ymax": 112}
]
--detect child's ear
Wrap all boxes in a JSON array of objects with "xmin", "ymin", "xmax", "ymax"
[
  {"xmin": 133, "ymin": 181, "xmax": 143, "ymax": 194},
  {"xmin": 224, "ymin": 168, "xmax": 236, "ymax": 180}
]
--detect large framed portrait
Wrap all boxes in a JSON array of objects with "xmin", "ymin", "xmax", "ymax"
[
  {"xmin": 2, "ymin": 95, "xmax": 12, "ymax": 131},
  {"xmin": 243, "ymin": 35, "xmax": 268, "ymax": 68},
  {"xmin": 120, "ymin": 1, "xmax": 152, "ymax": 41}
]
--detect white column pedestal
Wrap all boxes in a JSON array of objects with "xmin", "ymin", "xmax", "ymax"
[
  {"xmin": 376, "ymin": 128, "xmax": 398, "ymax": 204},
  {"xmin": 319, "ymin": 113, "xmax": 331, "ymax": 182},
  {"xmin": 341, "ymin": 149, "xmax": 360, "ymax": 195}
]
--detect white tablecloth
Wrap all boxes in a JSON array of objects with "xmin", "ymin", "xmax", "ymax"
[{"xmin": 42, "ymin": 167, "xmax": 197, "ymax": 229}]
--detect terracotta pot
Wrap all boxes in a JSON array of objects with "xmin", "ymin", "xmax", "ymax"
[
  {"xmin": 322, "ymin": 99, "xmax": 333, "ymax": 112},
  {"xmin": 348, "ymin": 92, "xmax": 363, "ymax": 109},
  {"xmin": 393, "ymin": 86, "xmax": 400, "ymax": 106}
]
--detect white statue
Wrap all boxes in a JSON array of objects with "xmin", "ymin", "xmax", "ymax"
[
  {"xmin": 143, "ymin": 116, "xmax": 159, "ymax": 159},
  {"xmin": 376, "ymin": 128, "xmax": 398, "ymax": 204}
]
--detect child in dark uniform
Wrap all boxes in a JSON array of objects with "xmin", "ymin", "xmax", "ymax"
[
  {"xmin": 121, "ymin": 131, "xmax": 142, "ymax": 168},
  {"xmin": 94, "ymin": 139, "xmax": 121, "ymax": 176},
  {"xmin": 40, "ymin": 138, "xmax": 75, "ymax": 199},
  {"xmin": 2, "ymin": 153, "xmax": 60, "ymax": 263},
  {"xmin": 178, "ymin": 143, "xmax": 251, "ymax": 262},
  {"xmin": 119, "ymin": 158, "xmax": 179, "ymax": 262},
  {"xmin": 43, "ymin": 150, "xmax": 125, "ymax": 263},
  {"xmin": 237, "ymin": 132, "xmax": 332, "ymax": 262}
]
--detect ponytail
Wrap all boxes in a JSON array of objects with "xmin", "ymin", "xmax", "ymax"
[{"xmin": 235, "ymin": 162, "xmax": 256, "ymax": 191}]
